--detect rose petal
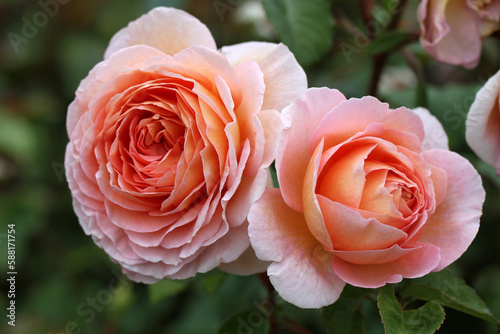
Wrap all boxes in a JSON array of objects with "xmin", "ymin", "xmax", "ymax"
[
  {"xmin": 429, "ymin": 165, "xmax": 447, "ymax": 206},
  {"xmin": 278, "ymin": 88, "xmax": 347, "ymax": 212},
  {"xmin": 331, "ymin": 244, "xmax": 415, "ymax": 265},
  {"xmin": 219, "ymin": 245, "xmax": 270, "ymax": 275},
  {"xmin": 317, "ymin": 196, "xmax": 408, "ymax": 251},
  {"xmin": 303, "ymin": 140, "xmax": 334, "ymax": 248},
  {"xmin": 67, "ymin": 45, "xmax": 167, "ymax": 138},
  {"xmin": 318, "ymin": 142, "xmax": 376, "ymax": 208},
  {"xmin": 104, "ymin": 7, "xmax": 216, "ymax": 59},
  {"xmin": 413, "ymin": 107, "xmax": 449, "ymax": 151},
  {"xmin": 466, "ymin": 70, "xmax": 500, "ymax": 172},
  {"xmin": 421, "ymin": 149, "xmax": 485, "ymax": 271},
  {"xmin": 310, "ymin": 99, "xmax": 424, "ymax": 152},
  {"xmin": 248, "ymin": 189, "xmax": 345, "ymax": 308},
  {"xmin": 220, "ymin": 42, "xmax": 307, "ymax": 111},
  {"xmin": 332, "ymin": 242, "xmax": 441, "ymax": 288},
  {"xmin": 419, "ymin": 0, "xmax": 481, "ymax": 68}
]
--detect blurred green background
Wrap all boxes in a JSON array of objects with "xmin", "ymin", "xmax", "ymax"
[{"xmin": 0, "ymin": 0, "xmax": 499, "ymax": 333}]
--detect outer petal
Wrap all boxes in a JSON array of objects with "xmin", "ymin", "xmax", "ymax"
[
  {"xmin": 418, "ymin": 0, "xmax": 481, "ymax": 68},
  {"xmin": 220, "ymin": 42, "xmax": 307, "ymax": 111},
  {"xmin": 278, "ymin": 88, "xmax": 347, "ymax": 212},
  {"xmin": 332, "ymin": 242, "xmax": 441, "ymax": 288},
  {"xmin": 413, "ymin": 107, "xmax": 449, "ymax": 151},
  {"xmin": 420, "ymin": 149, "xmax": 485, "ymax": 271},
  {"xmin": 248, "ymin": 189, "xmax": 345, "ymax": 308},
  {"xmin": 218, "ymin": 244, "xmax": 270, "ymax": 275},
  {"xmin": 67, "ymin": 45, "xmax": 167, "ymax": 138},
  {"xmin": 310, "ymin": 98, "xmax": 424, "ymax": 152},
  {"xmin": 466, "ymin": 70, "xmax": 500, "ymax": 172},
  {"xmin": 104, "ymin": 7, "xmax": 217, "ymax": 59}
]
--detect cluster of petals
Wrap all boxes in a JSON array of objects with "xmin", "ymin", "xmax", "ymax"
[
  {"xmin": 248, "ymin": 88, "xmax": 485, "ymax": 308},
  {"xmin": 418, "ymin": 0, "xmax": 500, "ymax": 68},
  {"xmin": 65, "ymin": 7, "xmax": 306, "ymax": 283}
]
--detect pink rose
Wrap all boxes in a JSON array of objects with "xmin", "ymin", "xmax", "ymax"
[
  {"xmin": 418, "ymin": 0, "xmax": 500, "ymax": 68},
  {"xmin": 466, "ymin": 70, "xmax": 500, "ymax": 173},
  {"xmin": 248, "ymin": 88, "xmax": 485, "ymax": 308},
  {"xmin": 65, "ymin": 7, "xmax": 306, "ymax": 283}
]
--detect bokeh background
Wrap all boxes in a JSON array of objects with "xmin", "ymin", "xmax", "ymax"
[{"xmin": 0, "ymin": 0, "xmax": 499, "ymax": 333}]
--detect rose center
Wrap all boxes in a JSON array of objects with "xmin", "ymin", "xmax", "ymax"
[
  {"xmin": 135, "ymin": 114, "xmax": 184, "ymax": 158},
  {"xmin": 389, "ymin": 184, "xmax": 416, "ymax": 218}
]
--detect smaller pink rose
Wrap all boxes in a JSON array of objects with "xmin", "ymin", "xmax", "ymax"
[
  {"xmin": 466, "ymin": 69, "xmax": 500, "ymax": 173},
  {"xmin": 248, "ymin": 88, "xmax": 485, "ymax": 308},
  {"xmin": 418, "ymin": 0, "xmax": 500, "ymax": 68}
]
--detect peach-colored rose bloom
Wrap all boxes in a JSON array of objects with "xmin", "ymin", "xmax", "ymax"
[
  {"xmin": 65, "ymin": 7, "xmax": 306, "ymax": 283},
  {"xmin": 466, "ymin": 70, "xmax": 500, "ymax": 173},
  {"xmin": 418, "ymin": 0, "xmax": 500, "ymax": 68},
  {"xmin": 248, "ymin": 88, "xmax": 485, "ymax": 308}
]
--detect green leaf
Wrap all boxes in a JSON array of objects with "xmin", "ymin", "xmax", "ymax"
[
  {"xmin": 378, "ymin": 285, "xmax": 445, "ymax": 334},
  {"xmin": 148, "ymin": 279, "xmax": 188, "ymax": 303},
  {"xmin": 364, "ymin": 31, "xmax": 414, "ymax": 56},
  {"xmin": 378, "ymin": 285, "xmax": 404, "ymax": 334},
  {"xmin": 262, "ymin": 0, "xmax": 334, "ymax": 66},
  {"xmin": 217, "ymin": 310, "xmax": 270, "ymax": 334},
  {"xmin": 400, "ymin": 269, "xmax": 500, "ymax": 325},
  {"xmin": 323, "ymin": 285, "xmax": 372, "ymax": 334},
  {"xmin": 402, "ymin": 302, "xmax": 445, "ymax": 334}
]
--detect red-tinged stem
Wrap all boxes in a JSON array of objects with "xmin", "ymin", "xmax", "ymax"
[
  {"xmin": 369, "ymin": 53, "xmax": 388, "ymax": 97},
  {"xmin": 368, "ymin": 0, "xmax": 411, "ymax": 97},
  {"xmin": 283, "ymin": 318, "xmax": 315, "ymax": 334},
  {"xmin": 258, "ymin": 273, "xmax": 278, "ymax": 334},
  {"xmin": 387, "ymin": 0, "xmax": 410, "ymax": 31}
]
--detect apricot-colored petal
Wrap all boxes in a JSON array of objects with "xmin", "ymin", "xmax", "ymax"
[
  {"xmin": 466, "ymin": 70, "xmax": 500, "ymax": 172},
  {"xmin": 257, "ymin": 109, "xmax": 284, "ymax": 168},
  {"xmin": 278, "ymin": 88, "xmax": 347, "ymax": 212},
  {"xmin": 303, "ymin": 140, "xmax": 333, "ymax": 248},
  {"xmin": 172, "ymin": 46, "xmax": 243, "ymax": 99},
  {"xmin": 224, "ymin": 168, "xmax": 268, "ymax": 228},
  {"xmin": 248, "ymin": 189, "xmax": 345, "ymax": 308},
  {"xmin": 317, "ymin": 196, "xmax": 407, "ymax": 251},
  {"xmin": 309, "ymin": 97, "xmax": 422, "ymax": 151},
  {"xmin": 104, "ymin": 7, "xmax": 216, "ymax": 58},
  {"xmin": 413, "ymin": 107, "xmax": 449, "ymax": 151},
  {"xmin": 220, "ymin": 42, "xmax": 307, "ymax": 111},
  {"xmin": 67, "ymin": 45, "xmax": 166, "ymax": 138},
  {"xmin": 331, "ymin": 244, "xmax": 415, "ymax": 265},
  {"xmin": 360, "ymin": 169, "xmax": 401, "ymax": 217},
  {"xmin": 332, "ymin": 242, "xmax": 441, "ymax": 288},
  {"xmin": 420, "ymin": 149, "xmax": 485, "ymax": 271},
  {"xmin": 429, "ymin": 165, "xmax": 448, "ymax": 206},
  {"xmin": 318, "ymin": 143, "xmax": 375, "ymax": 208}
]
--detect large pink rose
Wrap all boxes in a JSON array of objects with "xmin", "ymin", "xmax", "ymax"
[
  {"xmin": 65, "ymin": 7, "xmax": 306, "ymax": 283},
  {"xmin": 248, "ymin": 88, "xmax": 485, "ymax": 308},
  {"xmin": 466, "ymin": 69, "xmax": 500, "ymax": 173},
  {"xmin": 418, "ymin": 0, "xmax": 500, "ymax": 68}
]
